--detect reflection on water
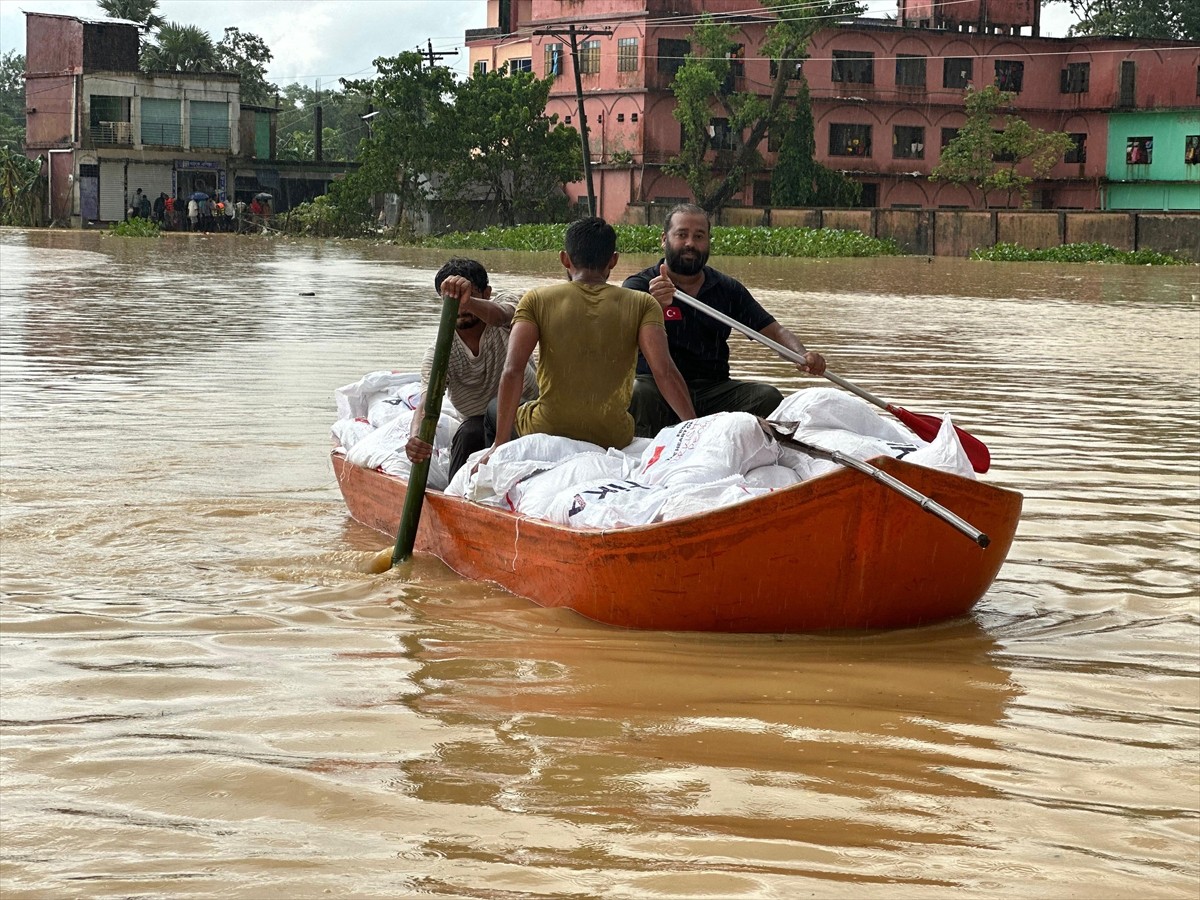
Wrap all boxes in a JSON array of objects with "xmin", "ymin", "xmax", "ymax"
[{"xmin": 1, "ymin": 228, "xmax": 1197, "ymax": 898}]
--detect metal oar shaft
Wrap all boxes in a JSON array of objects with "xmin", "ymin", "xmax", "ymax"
[
  {"xmin": 770, "ymin": 428, "xmax": 990, "ymax": 548},
  {"xmin": 670, "ymin": 288, "xmax": 888, "ymax": 408}
]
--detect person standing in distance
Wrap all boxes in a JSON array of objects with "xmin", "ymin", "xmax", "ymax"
[{"xmin": 622, "ymin": 203, "xmax": 827, "ymax": 437}]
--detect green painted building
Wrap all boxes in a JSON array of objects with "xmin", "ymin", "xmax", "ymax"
[{"xmin": 1105, "ymin": 110, "xmax": 1200, "ymax": 210}]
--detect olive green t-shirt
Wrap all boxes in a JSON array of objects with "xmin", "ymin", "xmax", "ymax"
[{"xmin": 513, "ymin": 280, "xmax": 664, "ymax": 448}]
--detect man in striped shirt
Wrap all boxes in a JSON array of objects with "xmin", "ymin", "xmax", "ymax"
[{"xmin": 405, "ymin": 258, "xmax": 537, "ymax": 479}]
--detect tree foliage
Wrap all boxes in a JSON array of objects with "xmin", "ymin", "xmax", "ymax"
[
  {"xmin": 0, "ymin": 146, "xmax": 44, "ymax": 226},
  {"xmin": 441, "ymin": 65, "xmax": 581, "ymax": 226},
  {"xmin": 770, "ymin": 80, "xmax": 860, "ymax": 207},
  {"xmin": 140, "ymin": 22, "xmax": 218, "ymax": 72},
  {"xmin": 666, "ymin": 0, "xmax": 864, "ymax": 214},
  {"xmin": 931, "ymin": 85, "xmax": 1075, "ymax": 208},
  {"xmin": 335, "ymin": 52, "xmax": 458, "ymax": 231},
  {"xmin": 275, "ymin": 83, "xmax": 366, "ymax": 163},
  {"xmin": 216, "ymin": 28, "xmax": 276, "ymax": 105},
  {"xmin": 0, "ymin": 51, "xmax": 25, "ymax": 151},
  {"xmin": 96, "ymin": 0, "xmax": 165, "ymax": 33},
  {"xmin": 1051, "ymin": 0, "xmax": 1199, "ymax": 40}
]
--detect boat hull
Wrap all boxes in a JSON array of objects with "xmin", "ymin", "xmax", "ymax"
[{"xmin": 333, "ymin": 452, "xmax": 1022, "ymax": 632}]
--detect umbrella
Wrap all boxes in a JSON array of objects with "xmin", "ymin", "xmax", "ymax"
[
  {"xmin": 190, "ymin": 191, "xmax": 209, "ymax": 201},
  {"xmin": 254, "ymin": 192, "xmax": 273, "ymax": 201}
]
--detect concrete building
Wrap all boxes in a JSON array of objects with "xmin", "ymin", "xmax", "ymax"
[{"xmin": 466, "ymin": 0, "xmax": 1200, "ymax": 219}]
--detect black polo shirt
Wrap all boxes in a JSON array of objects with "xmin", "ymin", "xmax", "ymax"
[{"xmin": 623, "ymin": 261, "xmax": 776, "ymax": 381}]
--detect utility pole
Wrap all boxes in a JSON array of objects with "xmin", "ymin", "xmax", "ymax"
[
  {"xmin": 532, "ymin": 24, "xmax": 611, "ymax": 216},
  {"xmin": 420, "ymin": 39, "xmax": 457, "ymax": 69}
]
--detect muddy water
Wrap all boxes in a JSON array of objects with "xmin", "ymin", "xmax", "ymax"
[{"xmin": 1, "ymin": 228, "xmax": 1197, "ymax": 899}]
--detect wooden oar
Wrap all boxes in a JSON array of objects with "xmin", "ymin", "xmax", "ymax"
[
  {"xmin": 366, "ymin": 291, "xmax": 461, "ymax": 574},
  {"xmin": 670, "ymin": 287, "xmax": 992, "ymax": 473},
  {"xmin": 764, "ymin": 423, "xmax": 990, "ymax": 548}
]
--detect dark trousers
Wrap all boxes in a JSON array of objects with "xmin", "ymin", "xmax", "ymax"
[
  {"xmin": 630, "ymin": 374, "xmax": 784, "ymax": 438},
  {"xmin": 449, "ymin": 415, "xmax": 487, "ymax": 479},
  {"xmin": 483, "ymin": 398, "xmax": 522, "ymax": 447}
]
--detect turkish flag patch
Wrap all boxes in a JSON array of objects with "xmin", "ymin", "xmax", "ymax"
[{"xmin": 664, "ymin": 306, "xmax": 683, "ymax": 320}]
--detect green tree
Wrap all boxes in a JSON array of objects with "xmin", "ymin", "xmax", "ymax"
[
  {"xmin": 0, "ymin": 146, "xmax": 44, "ymax": 226},
  {"xmin": 931, "ymin": 85, "xmax": 1075, "ymax": 208},
  {"xmin": 140, "ymin": 22, "xmax": 218, "ymax": 72},
  {"xmin": 276, "ymin": 82, "xmax": 366, "ymax": 162},
  {"xmin": 666, "ymin": 0, "xmax": 863, "ymax": 214},
  {"xmin": 1048, "ymin": 0, "xmax": 1199, "ymax": 40},
  {"xmin": 770, "ymin": 80, "xmax": 860, "ymax": 207},
  {"xmin": 96, "ymin": 0, "xmax": 165, "ymax": 33},
  {"xmin": 216, "ymin": 28, "xmax": 277, "ymax": 105},
  {"xmin": 0, "ymin": 51, "xmax": 25, "ymax": 151},
  {"xmin": 442, "ymin": 65, "xmax": 581, "ymax": 225},
  {"xmin": 333, "ymin": 52, "xmax": 457, "ymax": 231}
]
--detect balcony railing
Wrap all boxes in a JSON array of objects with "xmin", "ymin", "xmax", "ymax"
[
  {"xmin": 190, "ymin": 124, "xmax": 231, "ymax": 149},
  {"xmin": 141, "ymin": 122, "xmax": 183, "ymax": 147},
  {"xmin": 91, "ymin": 121, "xmax": 132, "ymax": 145}
]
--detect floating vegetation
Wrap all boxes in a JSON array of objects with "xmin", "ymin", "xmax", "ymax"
[
  {"xmin": 971, "ymin": 241, "xmax": 1187, "ymax": 265},
  {"xmin": 107, "ymin": 218, "xmax": 161, "ymax": 238},
  {"xmin": 422, "ymin": 223, "xmax": 900, "ymax": 258}
]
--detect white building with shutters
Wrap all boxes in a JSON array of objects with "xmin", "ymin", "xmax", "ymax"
[{"xmin": 23, "ymin": 11, "xmax": 274, "ymax": 227}]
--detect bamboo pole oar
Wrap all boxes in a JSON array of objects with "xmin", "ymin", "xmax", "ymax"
[
  {"xmin": 764, "ymin": 422, "xmax": 990, "ymax": 548},
  {"xmin": 670, "ymin": 287, "xmax": 992, "ymax": 473},
  {"xmin": 366, "ymin": 291, "xmax": 460, "ymax": 574}
]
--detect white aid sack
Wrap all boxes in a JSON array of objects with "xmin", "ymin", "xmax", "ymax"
[
  {"xmin": 331, "ymin": 417, "xmax": 376, "ymax": 453},
  {"xmin": 334, "ymin": 371, "xmax": 419, "ymax": 420},
  {"xmin": 545, "ymin": 478, "xmax": 670, "ymax": 529},
  {"xmin": 452, "ymin": 433, "xmax": 604, "ymax": 506},
  {"xmin": 637, "ymin": 412, "xmax": 779, "ymax": 488},
  {"xmin": 657, "ymin": 477, "xmax": 773, "ymax": 523},
  {"xmin": 770, "ymin": 387, "xmax": 922, "ymax": 449},
  {"xmin": 508, "ymin": 452, "xmax": 631, "ymax": 519},
  {"xmin": 343, "ymin": 415, "xmax": 453, "ymax": 491},
  {"xmin": 744, "ymin": 464, "xmax": 803, "ymax": 490},
  {"xmin": 903, "ymin": 413, "xmax": 976, "ymax": 479}
]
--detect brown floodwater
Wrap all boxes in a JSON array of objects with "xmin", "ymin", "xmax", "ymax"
[{"xmin": 1, "ymin": 227, "xmax": 1197, "ymax": 899}]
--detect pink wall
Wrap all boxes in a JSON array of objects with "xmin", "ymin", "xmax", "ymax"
[{"xmin": 25, "ymin": 15, "xmax": 85, "ymax": 76}]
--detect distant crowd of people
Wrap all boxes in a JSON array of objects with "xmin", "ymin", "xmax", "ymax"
[{"xmin": 125, "ymin": 187, "xmax": 272, "ymax": 233}]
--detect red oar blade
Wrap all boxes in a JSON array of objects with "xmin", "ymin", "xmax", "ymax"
[{"xmin": 887, "ymin": 405, "xmax": 991, "ymax": 474}]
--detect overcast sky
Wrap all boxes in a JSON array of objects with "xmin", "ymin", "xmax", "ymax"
[{"xmin": 2, "ymin": 0, "xmax": 1078, "ymax": 87}]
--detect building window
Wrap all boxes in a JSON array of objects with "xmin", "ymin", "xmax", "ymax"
[
  {"xmin": 509, "ymin": 57, "xmax": 532, "ymax": 74},
  {"xmin": 893, "ymin": 125, "xmax": 925, "ymax": 159},
  {"xmin": 565, "ymin": 115, "xmax": 571, "ymax": 124},
  {"xmin": 545, "ymin": 43, "xmax": 562, "ymax": 77},
  {"xmin": 1126, "ymin": 136, "xmax": 1152, "ymax": 164},
  {"xmin": 709, "ymin": 117, "xmax": 740, "ymax": 151},
  {"xmin": 189, "ymin": 100, "xmax": 230, "ymax": 149},
  {"xmin": 896, "ymin": 54, "xmax": 926, "ymax": 88},
  {"xmin": 1187, "ymin": 135, "xmax": 1199, "ymax": 165},
  {"xmin": 830, "ymin": 123, "xmax": 872, "ymax": 157},
  {"xmin": 1060, "ymin": 62, "xmax": 1089, "ymax": 93},
  {"xmin": 944, "ymin": 58, "xmax": 972, "ymax": 89},
  {"xmin": 631, "ymin": 112, "xmax": 638, "ymax": 123},
  {"xmin": 994, "ymin": 60, "xmax": 1024, "ymax": 92},
  {"xmin": 580, "ymin": 40, "xmax": 601, "ymax": 75},
  {"xmin": 728, "ymin": 44, "xmax": 745, "ymax": 77},
  {"xmin": 658, "ymin": 38, "xmax": 690, "ymax": 78},
  {"xmin": 1065, "ymin": 133, "xmax": 1086, "ymax": 164},
  {"xmin": 140, "ymin": 97, "xmax": 181, "ymax": 146},
  {"xmin": 992, "ymin": 130, "xmax": 1017, "ymax": 163},
  {"xmin": 1118, "ymin": 60, "xmax": 1136, "ymax": 107},
  {"xmin": 940, "ymin": 127, "xmax": 959, "ymax": 148},
  {"xmin": 770, "ymin": 58, "xmax": 804, "ymax": 79},
  {"xmin": 474, "ymin": 60, "xmax": 487, "ymax": 76},
  {"xmin": 89, "ymin": 95, "xmax": 131, "ymax": 145},
  {"xmin": 832, "ymin": 50, "xmax": 874, "ymax": 84},
  {"xmin": 617, "ymin": 113, "xmax": 625, "ymax": 122},
  {"xmin": 618, "ymin": 37, "xmax": 639, "ymax": 72}
]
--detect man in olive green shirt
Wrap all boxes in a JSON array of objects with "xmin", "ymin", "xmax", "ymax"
[{"xmin": 483, "ymin": 217, "xmax": 695, "ymax": 457}]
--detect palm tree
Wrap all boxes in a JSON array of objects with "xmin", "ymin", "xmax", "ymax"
[
  {"xmin": 141, "ymin": 22, "xmax": 218, "ymax": 73},
  {"xmin": 96, "ymin": 0, "xmax": 165, "ymax": 34}
]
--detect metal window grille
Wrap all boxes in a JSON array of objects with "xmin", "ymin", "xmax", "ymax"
[{"xmin": 618, "ymin": 38, "xmax": 638, "ymax": 72}]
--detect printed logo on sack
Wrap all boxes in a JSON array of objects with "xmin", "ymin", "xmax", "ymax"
[
  {"xmin": 568, "ymin": 481, "xmax": 652, "ymax": 517},
  {"xmin": 664, "ymin": 306, "xmax": 683, "ymax": 321}
]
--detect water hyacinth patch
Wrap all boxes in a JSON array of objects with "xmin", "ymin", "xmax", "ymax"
[
  {"xmin": 423, "ymin": 224, "xmax": 900, "ymax": 258},
  {"xmin": 971, "ymin": 241, "xmax": 1186, "ymax": 265},
  {"xmin": 106, "ymin": 218, "xmax": 161, "ymax": 238}
]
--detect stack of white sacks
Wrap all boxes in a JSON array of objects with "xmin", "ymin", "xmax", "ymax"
[{"xmin": 332, "ymin": 371, "xmax": 975, "ymax": 530}]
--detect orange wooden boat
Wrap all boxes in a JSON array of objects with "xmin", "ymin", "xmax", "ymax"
[{"xmin": 334, "ymin": 450, "xmax": 1022, "ymax": 632}]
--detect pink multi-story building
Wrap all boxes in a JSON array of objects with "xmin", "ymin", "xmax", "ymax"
[{"xmin": 466, "ymin": 0, "xmax": 1200, "ymax": 219}]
